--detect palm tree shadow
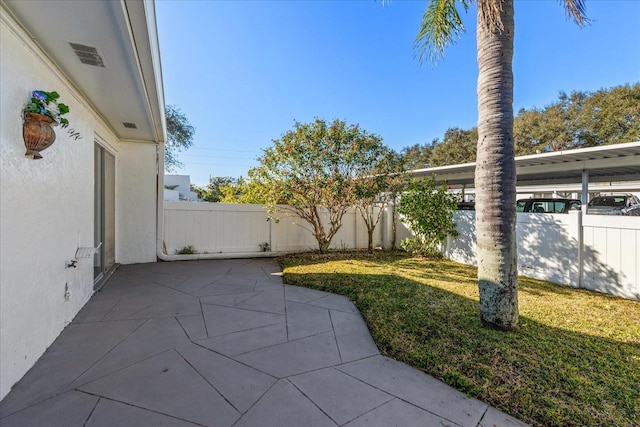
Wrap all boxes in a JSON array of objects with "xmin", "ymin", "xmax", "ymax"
[{"xmin": 445, "ymin": 211, "xmax": 635, "ymax": 299}]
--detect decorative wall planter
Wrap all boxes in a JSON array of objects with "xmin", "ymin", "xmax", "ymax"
[
  {"xmin": 23, "ymin": 111, "xmax": 58, "ymax": 159},
  {"xmin": 22, "ymin": 90, "xmax": 80, "ymax": 159}
]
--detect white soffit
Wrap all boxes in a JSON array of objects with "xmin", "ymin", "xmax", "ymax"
[{"xmin": 3, "ymin": 0, "xmax": 165, "ymax": 143}]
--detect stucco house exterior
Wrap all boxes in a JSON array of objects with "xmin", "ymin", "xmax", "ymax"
[{"xmin": 0, "ymin": 0, "xmax": 166, "ymax": 400}]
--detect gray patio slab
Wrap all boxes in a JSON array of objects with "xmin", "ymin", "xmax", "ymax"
[
  {"xmin": 284, "ymin": 283, "xmax": 331, "ymax": 303},
  {"xmin": 289, "ymin": 367, "xmax": 393, "ymax": 425},
  {"xmin": 479, "ymin": 406, "xmax": 530, "ymax": 427},
  {"xmin": 308, "ymin": 293, "xmax": 360, "ymax": 314},
  {"xmin": 78, "ymin": 350, "xmax": 240, "ymax": 426},
  {"xmin": 176, "ymin": 314, "xmax": 208, "ymax": 341},
  {"xmin": 0, "ymin": 391, "xmax": 98, "ymax": 427},
  {"xmin": 330, "ymin": 310, "xmax": 380, "ymax": 363},
  {"xmin": 254, "ymin": 279, "xmax": 286, "ymax": 291},
  {"xmin": 199, "ymin": 290, "xmax": 259, "ymax": 307},
  {"xmin": 201, "ymin": 304, "xmax": 284, "ymax": 337},
  {"xmin": 337, "ymin": 355, "xmax": 488, "ymax": 427},
  {"xmin": 233, "ymin": 379, "xmax": 336, "ymax": 427},
  {"xmin": 111, "ymin": 291, "xmax": 201, "ymax": 320},
  {"xmin": 234, "ymin": 331, "xmax": 342, "ymax": 378},
  {"xmin": 285, "ymin": 300, "xmax": 333, "ymax": 340},
  {"xmin": 343, "ymin": 398, "xmax": 455, "ymax": 427},
  {"xmin": 155, "ymin": 273, "xmax": 225, "ymax": 294},
  {"xmin": 68, "ymin": 317, "xmax": 191, "ymax": 389},
  {"xmin": 175, "ymin": 342, "xmax": 276, "ymax": 413},
  {"xmin": 0, "ymin": 258, "xmax": 529, "ymax": 427},
  {"xmin": 85, "ymin": 398, "xmax": 200, "ymax": 427},
  {"xmin": 235, "ymin": 288, "xmax": 286, "ymax": 315},
  {"xmin": 197, "ymin": 322, "xmax": 288, "ymax": 356},
  {"xmin": 194, "ymin": 278, "xmax": 257, "ymax": 297},
  {"xmin": 0, "ymin": 319, "xmax": 144, "ymax": 414}
]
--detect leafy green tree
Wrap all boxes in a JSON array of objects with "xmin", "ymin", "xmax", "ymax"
[
  {"xmin": 430, "ymin": 127, "xmax": 477, "ymax": 166},
  {"xmin": 195, "ymin": 176, "xmax": 237, "ymax": 202},
  {"xmin": 190, "ymin": 184, "xmax": 207, "ymax": 200},
  {"xmin": 354, "ymin": 150, "xmax": 408, "ymax": 252},
  {"xmin": 513, "ymin": 106, "xmax": 571, "ymax": 154},
  {"xmin": 250, "ymin": 118, "xmax": 387, "ymax": 253},
  {"xmin": 219, "ymin": 177, "xmax": 271, "ymax": 204},
  {"xmin": 397, "ymin": 177, "xmax": 458, "ymax": 257},
  {"xmin": 573, "ymin": 83, "xmax": 640, "ymax": 146},
  {"xmin": 401, "ymin": 142, "xmax": 435, "ymax": 169},
  {"xmin": 165, "ymin": 105, "xmax": 195, "ymax": 172},
  {"xmin": 430, "ymin": 84, "xmax": 639, "ymax": 160},
  {"xmin": 416, "ymin": 0, "xmax": 587, "ymax": 330}
]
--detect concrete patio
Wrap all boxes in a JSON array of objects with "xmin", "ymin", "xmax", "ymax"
[{"xmin": 0, "ymin": 259, "xmax": 527, "ymax": 426}]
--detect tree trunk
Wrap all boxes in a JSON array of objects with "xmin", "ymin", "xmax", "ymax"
[
  {"xmin": 475, "ymin": 0, "xmax": 518, "ymax": 330},
  {"xmin": 367, "ymin": 228, "xmax": 374, "ymax": 253},
  {"xmin": 391, "ymin": 203, "xmax": 397, "ymax": 249},
  {"xmin": 318, "ymin": 240, "xmax": 330, "ymax": 253}
]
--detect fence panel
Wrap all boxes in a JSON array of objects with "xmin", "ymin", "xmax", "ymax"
[
  {"xmin": 516, "ymin": 213, "xmax": 580, "ymax": 287},
  {"xmin": 582, "ymin": 215, "xmax": 639, "ymax": 299}
]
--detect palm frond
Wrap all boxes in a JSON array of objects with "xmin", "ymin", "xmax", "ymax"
[
  {"xmin": 563, "ymin": 0, "xmax": 590, "ymax": 27},
  {"xmin": 415, "ymin": 0, "xmax": 471, "ymax": 64}
]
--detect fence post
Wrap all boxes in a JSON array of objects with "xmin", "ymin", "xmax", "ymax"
[{"xmin": 577, "ymin": 210, "xmax": 583, "ymax": 289}]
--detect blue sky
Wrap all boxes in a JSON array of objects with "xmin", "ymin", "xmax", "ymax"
[{"xmin": 156, "ymin": 0, "xmax": 640, "ymax": 187}]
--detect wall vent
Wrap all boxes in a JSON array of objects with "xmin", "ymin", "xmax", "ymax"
[
  {"xmin": 69, "ymin": 42, "xmax": 105, "ymax": 67},
  {"xmin": 122, "ymin": 122, "xmax": 137, "ymax": 129}
]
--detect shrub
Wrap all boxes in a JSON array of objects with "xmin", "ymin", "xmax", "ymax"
[{"xmin": 397, "ymin": 177, "xmax": 458, "ymax": 256}]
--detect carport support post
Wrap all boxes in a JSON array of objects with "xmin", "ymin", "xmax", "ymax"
[
  {"xmin": 578, "ymin": 169, "xmax": 588, "ymax": 288},
  {"xmin": 581, "ymin": 169, "xmax": 589, "ymax": 216}
]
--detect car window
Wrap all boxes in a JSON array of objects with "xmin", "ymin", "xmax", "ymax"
[
  {"xmin": 553, "ymin": 201, "xmax": 567, "ymax": 213},
  {"xmin": 569, "ymin": 202, "xmax": 581, "ymax": 210},
  {"xmin": 516, "ymin": 201, "xmax": 526, "ymax": 212},
  {"xmin": 589, "ymin": 197, "xmax": 626, "ymax": 207},
  {"xmin": 532, "ymin": 202, "xmax": 545, "ymax": 213}
]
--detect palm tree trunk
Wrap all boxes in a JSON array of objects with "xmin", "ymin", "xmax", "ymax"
[{"xmin": 475, "ymin": 0, "xmax": 518, "ymax": 330}]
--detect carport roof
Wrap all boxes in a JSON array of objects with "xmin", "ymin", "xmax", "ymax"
[{"xmin": 411, "ymin": 141, "xmax": 640, "ymax": 187}]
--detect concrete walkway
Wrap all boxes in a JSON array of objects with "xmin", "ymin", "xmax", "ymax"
[{"xmin": 0, "ymin": 259, "xmax": 528, "ymax": 427}]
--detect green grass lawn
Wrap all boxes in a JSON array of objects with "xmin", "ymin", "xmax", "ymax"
[{"xmin": 282, "ymin": 252, "xmax": 640, "ymax": 427}]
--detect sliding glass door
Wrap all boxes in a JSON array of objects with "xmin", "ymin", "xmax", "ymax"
[{"xmin": 94, "ymin": 143, "xmax": 115, "ymax": 280}]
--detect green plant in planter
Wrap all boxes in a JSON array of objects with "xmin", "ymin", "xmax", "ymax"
[{"xmin": 25, "ymin": 90, "xmax": 81, "ymax": 140}]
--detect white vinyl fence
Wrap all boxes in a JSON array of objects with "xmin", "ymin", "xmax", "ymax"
[
  {"xmin": 163, "ymin": 202, "xmax": 639, "ymax": 300},
  {"xmin": 163, "ymin": 202, "xmax": 387, "ymax": 255}
]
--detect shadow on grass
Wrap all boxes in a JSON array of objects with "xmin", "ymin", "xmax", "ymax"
[{"xmin": 283, "ymin": 265, "xmax": 640, "ymax": 427}]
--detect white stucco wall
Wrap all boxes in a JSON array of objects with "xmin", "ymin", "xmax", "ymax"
[
  {"xmin": 164, "ymin": 188, "xmax": 181, "ymax": 202},
  {"xmin": 0, "ymin": 14, "xmax": 158, "ymax": 400},
  {"xmin": 164, "ymin": 174, "xmax": 198, "ymax": 201},
  {"xmin": 164, "ymin": 174, "xmax": 191, "ymax": 194}
]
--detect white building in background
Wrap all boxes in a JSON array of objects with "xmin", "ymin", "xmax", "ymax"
[
  {"xmin": 0, "ymin": 0, "xmax": 166, "ymax": 400},
  {"xmin": 164, "ymin": 174, "xmax": 199, "ymax": 202}
]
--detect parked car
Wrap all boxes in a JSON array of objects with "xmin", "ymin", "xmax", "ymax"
[
  {"xmin": 516, "ymin": 198, "xmax": 581, "ymax": 214},
  {"xmin": 587, "ymin": 194, "xmax": 640, "ymax": 216}
]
